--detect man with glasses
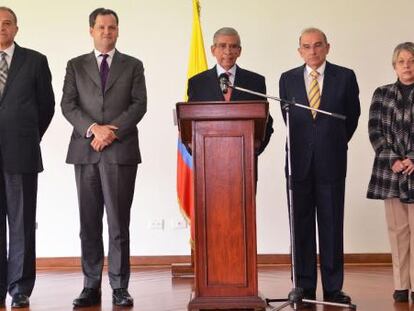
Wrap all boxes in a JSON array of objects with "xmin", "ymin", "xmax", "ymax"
[
  {"xmin": 279, "ymin": 27, "xmax": 360, "ymax": 305},
  {"xmin": 188, "ymin": 26, "xmax": 273, "ymax": 159}
]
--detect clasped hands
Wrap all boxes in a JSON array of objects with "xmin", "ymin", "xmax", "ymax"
[
  {"xmin": 90, "ymin": 124, "xmax": 118, "ymax": 152},
  {"xmin": 392, "ymin": 158, "xmax": 414, "ymax": 175}
]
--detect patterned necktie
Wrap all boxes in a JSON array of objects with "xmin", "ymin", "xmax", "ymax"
[
  {"xmin": 100, "ymin": 54, "xmax": 109, "ymax": 93},
  {"xmin": 0, "ymin": 52, "xmax": 8, "ymax": 97},
  {"xmin": 224, "ymin": 72, "xmax": 232, "ymax": 101},
  {"xmin": 308, "ymin": 70, "xmax": 320, "ymax": 118}
]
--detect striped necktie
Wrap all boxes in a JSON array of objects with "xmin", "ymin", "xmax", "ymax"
[
  {"xmin": 0, "ymin": 52, "xmax": 8, "ymax": 97},
  {"xmin": 308, "ymin": 70, "xmax": 320, "ymax": 118}
]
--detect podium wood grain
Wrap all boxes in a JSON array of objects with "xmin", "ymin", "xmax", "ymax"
[{"xmin": 177, "ymin": 102, "xmax": 269, "ymax": 310}]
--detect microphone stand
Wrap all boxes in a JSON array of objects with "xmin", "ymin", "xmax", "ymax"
[
  {"xmin": 226, "ymin": 82, "xmax": 356, "ymax": 310},
  {"xmin": 229, "ymin": 84, "xmax": 346, "ymax": 120}
]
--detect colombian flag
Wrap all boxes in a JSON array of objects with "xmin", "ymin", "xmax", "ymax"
[{"xmin": 177, "ymin": 0, "xmax": 207, "ymax": 243}]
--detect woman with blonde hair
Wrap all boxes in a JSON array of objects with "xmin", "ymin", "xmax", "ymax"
[{"xmin": 368, "ymin": 42, "xmax": 414, "ymax": 302}]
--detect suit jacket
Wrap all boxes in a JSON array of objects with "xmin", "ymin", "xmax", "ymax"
[
  {"xmin": 279, "ymin": 61, "xmax": 360, "ymax": 182},
  {"xmin": 0, "ymin": 43, "xmax": 55, "ymax": 174},
  {"xmin": 61, "ymin": 50, "xmax": 147, "ymax": 165},
  {"xmin": 188, "ymin": 65, "xmax": 273, "ymax": 155}
]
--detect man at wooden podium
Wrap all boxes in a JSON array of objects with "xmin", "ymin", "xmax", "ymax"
[
  {"xmin": 183, "ymin": 27, "xmax": 273, "ymax": 310},
  {"xmin": 187, "ymin": 27, "xmax": 273, "ymax": 158}
]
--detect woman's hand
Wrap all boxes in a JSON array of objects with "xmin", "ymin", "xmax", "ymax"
[
  {"xmin": 392, "ymin": 159, "xmax": 406, "ymax": 173},
  {"xmin": 402, "ymin": 158, "xmax": 414, "ymax": 175}
]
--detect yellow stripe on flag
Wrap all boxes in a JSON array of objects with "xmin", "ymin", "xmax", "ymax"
[
  {"xmin": 177, "ymin": 0, "xmax": 208, "ymax": 244},
  {"xmin": 185, "ymin": 0, "xmax": 208, "ymax": 100}
]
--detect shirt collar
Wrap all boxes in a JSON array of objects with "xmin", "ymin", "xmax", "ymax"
[
  {"xmin": 94, "ymin": 48, "xmax": 116, "ymax": 59},
  {"xmin": 305, "ymin": 61, "xmax": 326, "ymax": 77},
  {"xmin": 216, "ymin": 64, "xmax": 237, "ymax": 77},
  {"xmin": 1, "ymin": 42, "xmax": 15, "ymax": 58}
]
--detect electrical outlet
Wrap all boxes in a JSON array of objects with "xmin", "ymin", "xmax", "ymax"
[
  {"xmin": 171, "ymin": 218, "xmax": 188, "ymax": 229},
  {"xmin": 148, "ymin": 219, "xmax": 164, "ymax": 230}
]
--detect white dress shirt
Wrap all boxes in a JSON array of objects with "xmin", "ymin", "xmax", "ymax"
[
  {"xmin": 304, "ymin": 61, "xmax": 326, "ymax": 96},
  {"xmin": 94, "ymin": 48, "xmax": 115, "ymax": 69},
  {"xmin": 216, "ymin": 63, "xmax": 236, "ymax": 86},
  {"xmin": 1, "ymin": 43, "xmax": 15, "ymax": 68}
]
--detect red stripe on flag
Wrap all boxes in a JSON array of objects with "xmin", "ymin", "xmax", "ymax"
[{"xmin": 177, "ymin": 149, "xmax": 194, "ymax": 240}]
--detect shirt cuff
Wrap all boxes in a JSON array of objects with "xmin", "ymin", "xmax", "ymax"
[{"xmin": 86, "ymin": 123, "xmax": 97, "ymax": 138}]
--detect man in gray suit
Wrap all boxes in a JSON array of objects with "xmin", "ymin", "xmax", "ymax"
[
  {"xmin": 61, "ymin": 8, "xmax": 147, "ymax": 308},
  {"xmin": 0, "ymin": 6, "xmax": 55, "ymax": 309}
]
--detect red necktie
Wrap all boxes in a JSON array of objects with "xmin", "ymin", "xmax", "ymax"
[{"xmin": 224, "ymin": 72, "xmax": 232, "ymax": 101}]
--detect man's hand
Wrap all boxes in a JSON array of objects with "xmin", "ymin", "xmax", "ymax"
[
  {"xmin": 91, "ymin": 124, "xmax": 118, "ymax": 145},
  {"xmin": 90, "ymin": 137, "xmax": 108, "ymax": 152},
  {"xmin": 90, "ymin": 124, "xmax": 118, "ymax": 152}
]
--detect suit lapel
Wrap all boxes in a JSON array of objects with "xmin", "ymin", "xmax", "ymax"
[
  {"xmin": 291, "ymin": 65, "xmax": 314, "ymax": 119},
  {"xmin": 105, "ymin": 50, "xmax": 124, "ymax": 94},
  {"xmin": 208, "ymin": 66, "xmax": 225, "ymax": 100},
  {"xmin": 320, "ymin": 61, "xmax": 336, "ymax": 113},
  {"xmin": 2, "ymin": 43, "xmax": 25, "ymax": 100},
  {"xmin": 83, "ymin": 52, "xmax": 101, "ymax": 90},
  {"xmin": 294, "ymin": 65, "xmax": 309, "ymax": 105},
  {"xmin": 232, "ymin": 65, "xmax": 244, "ymax": 101}
]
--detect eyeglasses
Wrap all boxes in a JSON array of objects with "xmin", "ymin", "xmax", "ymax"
[
  {"xmin": 395, "ymin": 58, "xmax": 414, "ymax": 67},
  {"xmin": 215, "ymin": 43, "xmax": 241, "ymax": 51}
]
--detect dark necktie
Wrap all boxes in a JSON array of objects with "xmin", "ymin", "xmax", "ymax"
[
  {"xmin": 100, "ymin": 54, "xmax": 109, "ymax": 93},
  {"xmin": 0, "ymin": 52, "xmax": 8, "ymax": 97}
]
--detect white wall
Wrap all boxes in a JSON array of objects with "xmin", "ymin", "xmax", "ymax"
[{"xmin": 3, "ymin": 0, "xmax": 411, "ymax": 257}]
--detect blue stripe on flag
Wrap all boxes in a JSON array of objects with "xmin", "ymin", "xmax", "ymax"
[{"xmin": 178, "ymin": 140, "xmax": 193, "ymax": 169}]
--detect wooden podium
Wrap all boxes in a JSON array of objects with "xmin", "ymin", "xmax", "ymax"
[{"xmin": 176, "ymin": 101, "xmax": 269, "ymax": 310}]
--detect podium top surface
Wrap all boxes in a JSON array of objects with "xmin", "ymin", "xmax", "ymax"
[
  {"xmin": 176, "ymin": 101, "xmax": 269, "ymax": 144},
  {"xmin": 176, "ymin": 100, "xmax": 269, "ymax": 121}
]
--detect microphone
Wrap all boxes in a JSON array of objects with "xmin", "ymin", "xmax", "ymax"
[{"xmin": 219, "ymin": 73, "xmax": 230, "ymax": 94}]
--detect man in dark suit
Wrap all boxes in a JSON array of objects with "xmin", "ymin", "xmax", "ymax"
[
  {"xmin": 0, "ymin": 6, "xmax": 55, "ymax": 309},
  {"xmin": 61, "ymin": 8, "xmax": 146, "ymax": 308},
  {"xmin": 279, "ymin": 27, "xmax": 360, "ymax": 304},
  {"xmin": 188, "ymin": 27, "xmax": 273, "ymax": 157}
]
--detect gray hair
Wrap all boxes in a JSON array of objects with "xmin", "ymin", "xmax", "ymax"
[
  {"xmin": 0, "ymin": 6, "xmax": 17, "ymax": 25},
  {"xmin": 213, "ymin": 27, "xmax": 241, "ymax": 46},
  {"xmin": 299, "ymin": 27, "xmax": 328, "ymax": 46},
  {"xmin": 392, "ymin": 42, "xmax": 414, "ymax": 67}
]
